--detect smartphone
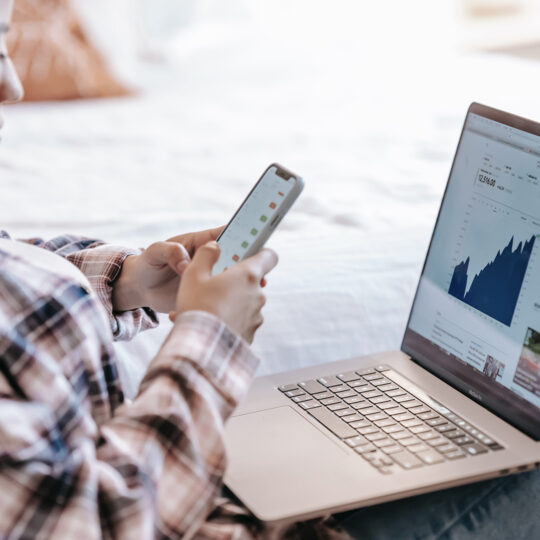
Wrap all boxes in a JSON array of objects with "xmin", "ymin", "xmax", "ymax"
[{"xmin": 212, "ymin": 163, "xmax": 304, "ymax": 275}]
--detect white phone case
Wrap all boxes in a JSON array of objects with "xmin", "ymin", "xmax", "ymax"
[{"xmin": 214, "ymin": 163, "xmax": 304, "ymax": 273}]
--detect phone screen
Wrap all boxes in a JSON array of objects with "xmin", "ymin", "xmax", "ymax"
[{"xmin": 213, "ymin": 165, "xmax": 296, "ymax": 274}]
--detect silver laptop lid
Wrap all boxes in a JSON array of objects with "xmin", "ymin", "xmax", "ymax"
[{"xmin": 402, "ymin": 103, "xmax": 540, "ymax": 440}]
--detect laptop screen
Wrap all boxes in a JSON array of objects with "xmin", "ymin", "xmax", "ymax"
[{"xmin": 402, "ymin": 103, "xmax": 540, "ymax": 440}]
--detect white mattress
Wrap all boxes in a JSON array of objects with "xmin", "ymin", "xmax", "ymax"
[{"xmin": 3, "ymin": 20, "xmax": 540, "ymax": 398}]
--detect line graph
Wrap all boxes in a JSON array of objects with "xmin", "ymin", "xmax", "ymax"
[{"xmin": 449, "ymin": 234, "xmax": 536, "ymax": 326}]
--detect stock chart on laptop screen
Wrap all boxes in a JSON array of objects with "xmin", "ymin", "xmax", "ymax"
[{"xmin": 406, "ymin": 110, "xmax": 540, "ymax": 423}]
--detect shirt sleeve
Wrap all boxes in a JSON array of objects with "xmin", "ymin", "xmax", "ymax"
[
  {"xmin": 0, "ymin": 230, "xmax": 158, "ymax": 340},
  {"xmin": 0, "ymin": 311, "xmax": 260, "ymax": 539},
  {"xmin": 98, "ymin": 311, "xmax": 261, "ymax": 537}
]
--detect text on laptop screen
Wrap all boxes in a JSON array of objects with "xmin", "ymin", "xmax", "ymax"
[{"xmin": 407, "ymin": 111, "xmax": 540, "ymax": 419}]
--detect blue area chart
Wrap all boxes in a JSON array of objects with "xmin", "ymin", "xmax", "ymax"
[{"xmin": 448, "ymin": 235, "xmax": 536, "ymax": 326}]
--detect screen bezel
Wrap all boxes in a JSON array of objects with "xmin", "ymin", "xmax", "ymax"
[{"xmin": 401, "ymin": 102, "xmax": 540, "ymax": 440}]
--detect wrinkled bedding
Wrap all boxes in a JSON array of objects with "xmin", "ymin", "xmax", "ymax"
[{"xmin": 3, "ymin": 22, "xmax": 540, "ymax": 397}]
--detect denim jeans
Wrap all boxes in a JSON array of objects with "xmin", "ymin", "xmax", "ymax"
[{"xmin": 336, "ymin": 469, "xmax": 540, "ymax": 539}]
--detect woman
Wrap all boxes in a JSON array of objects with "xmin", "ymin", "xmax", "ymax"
[
  {"xmin": 1, "ymin": 1, "xmax": 538, "ymax": 538},
  {"xmin": 0, "ymin": 1, "xmax": 278, "ymax": 537}
]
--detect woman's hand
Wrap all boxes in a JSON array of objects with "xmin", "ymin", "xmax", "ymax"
[
  {"xmin": 167, "ymin": 226, "xmax": 224, "ymax": 258},
  {"xmin": 112, "ymin": 226, "xmax": 224, "ymax": 313},
  {"xmin": 112, "ymin": 241, "xmax": 190, "ymax": 313},
  {"xmin": 174, "ymin": 241, "xmax": 278, "ymax": 343}
]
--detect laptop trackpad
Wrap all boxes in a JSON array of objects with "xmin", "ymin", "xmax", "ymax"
[{"xmin": 224, "ymin": 406, "xmax": 367, "ymax": 522}]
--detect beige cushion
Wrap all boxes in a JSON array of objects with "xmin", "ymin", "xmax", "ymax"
[{"xmin": 7, "ymin": 0, "xmax": 130, "ymax": 101}]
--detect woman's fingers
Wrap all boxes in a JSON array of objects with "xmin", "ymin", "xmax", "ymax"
[{"xmin": 146, "ymin": 241, "xmax": 191, "ymax": 273}]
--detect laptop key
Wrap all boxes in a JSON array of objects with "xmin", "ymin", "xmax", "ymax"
[
  {"xmin": 362, "ymin": 406, "xmax": 381, "ymax": 416},
  {"xmin": 299, "ymin": 380, "xmax": 327, "ymax": 394},
  {"xmin": 299, "ymin": 400, "xmax": 321, "ymax": 410},
  {"xmin": 374, "ymin": 418, "xmax": 396, "ymax": 428},
  {"xmin": 427, "ymin": 436, "xmax": 448, "ymax": 447},
  {"xmin": 381, "ymin": 444, "xmax": 403, "ymax": 454},
  {"xmin": 454, "ymin": 436, "xmax": 474, "ymax": 446},
  {"xmin": 418, "ymin": 431, "xmax": 438, "ymax": 441},
  {"xmin": 345, "ymin": 435, "xmax": 369, "ymax": 447},
  {"xmin": 418, "ymin": 411, "xmax": 440, "ymax": 421},
  {"xmin": 336, "ymin": 390, "xmax": 357, "ymax": 399},
  {"xmin": 366, "ymin": 412, "xmax": 387, "ymax": 422},
  {"xmin": 390, "ymin": 430, "xmax": 411, "ymax": 441},
  {"xmin": 365, "ymin": 431, "xmax": 386, "ymax": 442},
  {"xmin": 370, "ymin": 378, "xmax": 390, "ymax": 387},
  {"xmin": 408, "ymin": 443, "xmax": 430, "ymax": 454},
  {"xmin": 373, "ymin": 437, "xmax": 394, "ymax": 448},
  {"xmin": 375, "ymin": 364, "xmax": 392, "ymax": 372},
  {"xmin": 387, "ymin": 389, "xmax": 407, "ymax": 397},
  {"xmin": 356, "ymin": 368, "xmax": 377, "ymax": 376},
  {"xmin": 352, "ymin": 401, "xmax": 372, "ymax": 410},
  {"xmin": 488, "ymin": 443, "xmax": 504, "ymax": 451},
  {"xmin": 394, "ymin": 394, "xmax": 414, "ymax": 403},
  {"xmin": 329, "ymin": 384, "xmax": 350, "ymax": 393},
  {"xmin": 438, "ymin": 443, "xmax": 459, "ymax": 454},
  {"xmin": 362, "ymin": 390, "xmax": 383, "ymax": 399},
  {"xmin": 363, "ymin": 373, "xmax": 384, "ymax": 381},
  {"xmin": 278, "ymin": 384, "xmax": 298, "ymax": 392},
  {"xmin": 308, "ymin": 406, "xmax": 358, "ymax": 439},
  {"xmin": 477, "ymin": 433, "xmax": 498, "ymax": 447},
  {"xmin": 355, "ymin": 443, "xmax": 377, "ymax": 454},
  {"xmin": 408, "ymin": 405, "xmax": 432, "ymax": 415},
  {"xmin": 378, "ymin": 383, "xmax": 399, "ymax": 392},
  {"xmin": 402, "ymin": 400, "xmax": 423, "ymax": 409},
  {"xmin": 462, "ymin": 443, "xmax": 488, "ymax": 456},
  {"xmin": 378, "ymin": 401, "xmax": 399, "ymax": 410},
  {"xmin": 370, "ymin": 396, "xmax": 391, "ymax": 405},
  {"xmin": 320, "ymin": 397, "xmax": 340, "ymax": 405},
  {"xmin": 410, "ymin": 424, "xmax": 430, "ymax": 434},
  {"xmin": 382, "ymin": 424, "xmax": 404, "ymax": 434},
  {"xmin": 401, "ymin": 418, "xmax": 422, "ymax": 428},
  {"xmin": 350, "ymin": 419, "xmax": 371, "ymax": 429},
  {"xmin": 446, "ymin": 449, "xmax": 466, "ymax": 460},
  {"xmin": 328, "ymin": 402, "xmax": 348, "ymax": 411},
  {"xmin": 435, "ymin": 423, "xmax": 455, "ymax": 433},
  {"xmin": 392, "ymin": 450, "xmax": 423, "ymax": 469},
  {"xmin": 399, "ymin": 436, "xmax": 421, "ymax": 446},
  {"xmin": 426, "ymin": 417, "xmax": 447, "ymax": 427},
  {"xmin": 358, "ymin": 426, "xmax": 380, "ymax": 435},
  {"xmin": 337, "ymin": 371, "xmax": 362, "ymax": 382},
  {"xmin": 416, "ymin": 449, "xmax": 445, "ymax": 465},
  {"xmin": 344, "ymin": 395, "xmax": 364, "ymax": 404},
  {"xmin": 335, "ymin": 408, "xmax": 355, "ymax": 417},
  {"xmin": 312, "ymin": 391, "xmax": 333, "ymax": 400},
  {"xmin": 355, "ymin": 384, "xmax": 374, "ymax": 393},
  {"xmin": 285, "ymin": 389, "xmax": 305, "ymax": 397},
  {"xmin": 445, "ymin": 429, "xmax": 465, "ymax": 439},
  {"xmin": 342, "ymin": 414, "xmax": 363, "ymax": 423},
  {"xmin": 318, "ymin": 376, "xmax": 342, "ymax": 387},
  {"xmin": 363, "ymin": 450, "xmax": 394, "ymax": 466},
  {"xmin": 374, "ymin": 453, "xmax": 396, "ymax": 467},
  {"xmin": 393, "ymin": 412, "xmax": 413, "ymax": 421},
  {"xmin": 348, "ymin": 380, "xmax": 368, "ymax": 388},
  {"xmin": 292, "ymin": 395, "xmax": 312, "ymax": 403}
]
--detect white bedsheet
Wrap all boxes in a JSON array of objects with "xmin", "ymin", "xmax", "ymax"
[{"xmin": 3, "ymin": 20, "xmax": 540, "ymax": 397}]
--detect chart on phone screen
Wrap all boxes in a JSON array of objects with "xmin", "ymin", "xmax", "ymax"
[{"xmin": 213, "ymin": 166, "xmax": 294, "ymax": 275}]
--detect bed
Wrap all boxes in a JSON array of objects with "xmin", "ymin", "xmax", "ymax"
[{"xmin": 3, "ymin": 17, "xmax": 540, "ymax": 398}]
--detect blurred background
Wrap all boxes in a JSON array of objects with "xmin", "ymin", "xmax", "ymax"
[{"xmin": 3, "ymin": 0, "xmax": 540, "ymax": 391}]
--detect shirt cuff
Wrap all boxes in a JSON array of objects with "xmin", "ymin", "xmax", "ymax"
[
  {"xmin": 67, "ymin": 244, "xmax": 159, "ymax": 341},
  {"xmin": 142, "ymin": 311, "xmax": 259, "ymax": 410}
]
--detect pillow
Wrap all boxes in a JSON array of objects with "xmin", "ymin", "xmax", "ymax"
[{"xmin": 7, "ymin": 0, "xmax": 130, "ymax": 101}]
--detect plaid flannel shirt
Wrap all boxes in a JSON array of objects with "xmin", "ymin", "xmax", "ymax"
[{"xmin": 0, "ymin": 232, "xmax": 264, "ymax": 539}]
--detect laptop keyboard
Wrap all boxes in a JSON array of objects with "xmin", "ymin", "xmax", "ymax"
[{"xmin": 279, "ymin": 364, "xmax": 504, "ymax": 474}]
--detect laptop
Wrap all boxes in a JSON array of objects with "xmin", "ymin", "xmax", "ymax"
[{"xmin": 224, "ymin": 103, "xmax": 540, "ymax": 524}]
